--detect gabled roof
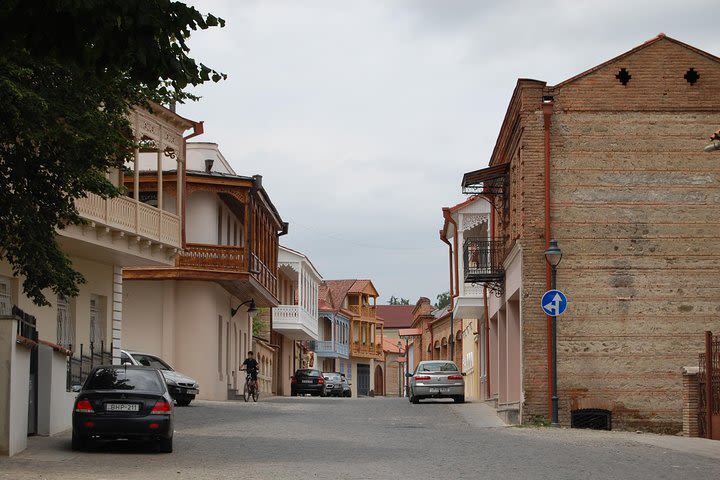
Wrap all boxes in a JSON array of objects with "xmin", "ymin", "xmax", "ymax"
[
  {"xmin": 555, "ymin": 33, "xmax": 720, "ymax": 89},
  {"xmin": 376, "ymin": 305, "xmax": 415, "ymax": 329}
]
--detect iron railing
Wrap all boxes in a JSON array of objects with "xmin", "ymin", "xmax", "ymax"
[
  {"xmin": 66, "ymin": 341, "xmax": 113, "ymax": 391},
  {"xmin": 13, "ymin": 306, "xmax": 38, "ymax": 342},
  {"xmin": 463, "ymin": 238, "xmax": 505, "ymax": 284},
  {"xmin": 698, "ymin": 331, "xmax": 720, "ymax": 439}
]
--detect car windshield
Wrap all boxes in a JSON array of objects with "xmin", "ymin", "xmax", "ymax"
[
  {"xmin": 324, "ymin": 374, "xmax": 341, "ymax": 382},
  {"xmin": 417, "ymin": 362, "xmax": 458, "ymax": 373},
  {"xmin": 131, "ymin": 353, "xmax": 172, "ymax": 370},
  {"xmin": 297, "ymin": 369, "xmax": 320, "ymax": 377},
  {"xmin": 85, "ymin": 368, "xmax": 164, "ymax": 392}
]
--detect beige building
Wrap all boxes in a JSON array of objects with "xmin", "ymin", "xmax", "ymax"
[
  {"xmin": 0, "ymin": 104, "xmax": 197, "ymax": 456},
  {"xmin": 439, "ymin": 196, "xmax": 493, "ymax": 403},
  {"xmin": 123, "ymin": 142, "xmax": 287, "ymax": 401}
]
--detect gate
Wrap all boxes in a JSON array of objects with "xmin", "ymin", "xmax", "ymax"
[
  {"xmin": 14, "ymin": 306, "xmax": 39, "ymax": 436},
  {"xmin": 357, "ymin": 364, "xmax": 370, "ymax": 396},
  {"xmin": 698, "ymin": 331, "xmax": 720, "ymax": 440}
]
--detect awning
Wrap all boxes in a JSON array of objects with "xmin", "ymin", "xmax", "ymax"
[{"xmin": 461, "ymin": 163, "xmax": 509, "ymax": 195}]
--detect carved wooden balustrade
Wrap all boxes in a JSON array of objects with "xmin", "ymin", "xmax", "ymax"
[{"xmin": 176, "ymin": 243, "xmax": 246, "ymax": 271}]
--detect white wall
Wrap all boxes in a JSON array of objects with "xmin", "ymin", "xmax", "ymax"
[
  {"xmin": 186, "ymin": 191, "xmax": 220, "ymax": 245},
  {"xmin": 0, "ymin": 317, "xmax": 30, "ymax": 457},
  {"xmin": 37, "ymin": 345, "xmax": 75, "ymax": 436},
  {"xmin": 122, "ymin": 280, "xmax": 165, "ymax": 359},
  {"xmin": 186, "ymin": 143, "xmax": 235, "ymax": 174}
]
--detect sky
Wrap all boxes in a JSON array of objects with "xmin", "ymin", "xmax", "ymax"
[{"xmin": 178, "ymin": 0, "xmax": 719, "ymax": 304}]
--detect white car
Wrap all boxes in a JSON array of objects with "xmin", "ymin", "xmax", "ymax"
[{"xmin": 120, "ymin": 350, "xmax": 199, "ymax": 406}]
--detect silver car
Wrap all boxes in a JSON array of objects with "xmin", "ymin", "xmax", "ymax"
[
  {"xmin": 121, "ymin": 350, "xmax": 199, "ymax": 406},
  {"xmin": 407, "ymin": 360, "xmax": 465, "ymax": 404}
]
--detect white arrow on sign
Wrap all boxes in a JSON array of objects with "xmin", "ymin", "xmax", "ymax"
[{"xmin": 543, "ymin": 293, "xmax": 562, "ymax": 316}]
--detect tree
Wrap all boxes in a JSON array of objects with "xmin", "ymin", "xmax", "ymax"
[
  {"xmin": 388, "ymin": 296, "xmax": 410, "ymax": 305},
  {"xmin": 0, "ymin": 1, "xmax": 225, "ymax": 305},
  {"xmin": 435, "ymin": 291, "xmax": 450, "ymax": 310}
]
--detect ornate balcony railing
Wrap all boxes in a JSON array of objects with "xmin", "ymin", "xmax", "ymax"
[
  {"xmin": 251, "ymin": 253, "xmax": 278, "ymax": 297},
  {"xmin": 463, "ymin": 238, "xmax": 505, "ymax": 285},
  {"xmin": 272, "ymin": 304, "xmax": 318, "ymax": 340},
  {"xmin": 177, "ymin": 243, "xmax": 246, "ymax": 271},
  {"xmin": 347, "ymin": 305, "xmax": 376, "ymax": 319},
  {"xmin": 350, "ymin": 342, "xmax": 384, "ymax": 359},
  {"xmin": 75, "ymin": 193, "xmax": 181, "ymax": 248},
  {"xmin": 309, "ymin": 340, "xmax": 349, "ymax": 358}
]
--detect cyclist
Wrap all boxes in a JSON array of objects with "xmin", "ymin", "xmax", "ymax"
[{"xmin": 240, "ymin": 351, "xmax": 259, "ymax": 390}]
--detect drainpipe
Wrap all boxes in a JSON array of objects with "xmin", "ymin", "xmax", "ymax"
[
  {"xmin": 484, "ymin": 285, "xmax": 491, "ymax": 400},
  {"xmin": 442, "ymin": 208, "xmax": 460, "ymax": 361},
  {"xmin": 182, "ymin": 121, "xmax": 204, "ymax": 248},
  {"xmin": 543, "ymin": 96, "xmax": 555, "ymax": 420}
]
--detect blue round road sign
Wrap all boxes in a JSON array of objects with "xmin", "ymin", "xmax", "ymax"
[{"xmin": 541, "ymin": 290, "xmax": 567, "ymax": 317}]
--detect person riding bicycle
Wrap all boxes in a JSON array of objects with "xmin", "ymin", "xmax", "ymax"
[{"xmin": 241, "ymin": 351, "xmax": 259, "ymax": 387}]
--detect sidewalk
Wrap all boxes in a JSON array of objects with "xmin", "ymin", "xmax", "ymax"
[{"xmin": 452, "ymin": 401, "xmax": 720, "ymax": 461}]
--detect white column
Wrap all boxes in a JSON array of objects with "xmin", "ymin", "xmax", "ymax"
[{"xmin": 112, "ymin": 265, "xmax": 123, "ymax": 364}]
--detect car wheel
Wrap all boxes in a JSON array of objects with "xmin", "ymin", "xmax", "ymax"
[
  {"xmin": 175, "ymin": 397, "xmax": 192, "ymax": 407},
  {"xmin": 157, "ymin": 436, "xmax": 173, "ymax": 453},
  {"xmin": 71, "ymin": 432, "xmax": 86, "ymax": 451},
  {"xmin": 454, "ymin": 396, "xmax": 465, "ymax": 404}
]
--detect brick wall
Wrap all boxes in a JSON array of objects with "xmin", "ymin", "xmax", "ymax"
[
  {"xmin": 682, "ymin": 367, "xmax": 700, "ymax": 437},
  {"xmin": 492, "ymin": 37, "xmax": 720, "ymax": 431}
]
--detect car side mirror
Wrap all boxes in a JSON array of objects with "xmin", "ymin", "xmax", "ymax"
[
  {"xmin": 462, "ymin": 372, "xmax": 467, "ymax": 377},
  {"xmin": 71, "ymin": 385, "xmax": 82, "ymax": 393},
  {"xmin": 405, "ymin": 373, "xmax": 413, "ymax": 378}
]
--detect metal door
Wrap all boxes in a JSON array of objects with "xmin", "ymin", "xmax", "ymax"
[
  {"xmin": 27, "ymin": 332, "xmax": 38, "ymax": 436},
  {"xmin": 357, "ymin": 364, "xmax": 370, "ymax": 396}
]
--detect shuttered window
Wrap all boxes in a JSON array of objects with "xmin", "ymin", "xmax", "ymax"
[{"xmin": 90, "ymin": 295, "xmax": 106, "ymax": 346}]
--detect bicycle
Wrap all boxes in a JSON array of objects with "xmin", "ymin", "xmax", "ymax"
[{"xmin": 243, "ymin": 371, "xmax": 259, "ymax": 402}]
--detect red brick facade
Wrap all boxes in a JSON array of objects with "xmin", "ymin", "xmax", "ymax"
[{"xmin": 485, "ymin": 35, "xmax": 720, "ymax": 431}]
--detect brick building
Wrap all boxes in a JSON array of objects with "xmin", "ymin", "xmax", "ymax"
[{"xmin": 461, "ymin": 34, "xmax": 720, "ymax": 431}]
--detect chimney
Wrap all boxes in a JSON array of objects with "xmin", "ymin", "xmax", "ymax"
[{"xmin": 204, "ymin": 159, "xmax": 214, "ymax": 173}]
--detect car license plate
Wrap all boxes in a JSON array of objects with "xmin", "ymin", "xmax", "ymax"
[
  {"xmin": 183, "ymin": 389, "xmax": 199, "ymax": 395},
  {"xmin": 429, "ymin": 388, "xmax": 450, "ymax": 393},
  {"xmin": 302, "ymin": 380, "xmax": 313, "ymax": 384},
  {"xmin": 105, "ymin": 403, "xmax": 140, "ymax": 412}
]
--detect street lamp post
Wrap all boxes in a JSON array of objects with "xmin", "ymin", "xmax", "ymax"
[
  {"xmin": 397, "ymin": 340, "xmax": 403, "ymax": 397},
  {"xmin": 544, "ymin": 239, "xmax": 563, "ymax": 427}
]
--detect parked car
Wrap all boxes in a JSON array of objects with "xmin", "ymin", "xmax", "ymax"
[
  {"xmin": 291, "ymin": 369, "xmax": 325, "ymax": 396},
  {"xmin": 340, "ymin": 374, "xmax": 352, "ymax": 398},
  {"xmin": 121, "ymin": 350, "xmax": 199, "ymax": 406},
  {"xmin": 71, "ymin": 365, "xmax": 174, "ymax": 452},
  {"xmin": 407, "ymin": 360, "xmax": 465, "ymax": 404},
  {"xmin": 322, "ymin": 373, "xmax": 344, "ymax": 397}
]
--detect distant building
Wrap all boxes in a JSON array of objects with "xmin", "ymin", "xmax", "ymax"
[{"xmin": 377, "ymin": 304, "xmax": 415, "ymax": 396}]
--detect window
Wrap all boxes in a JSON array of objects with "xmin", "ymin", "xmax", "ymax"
[
  {"xmin": 57, "ymin": 295, "xmax": 74, "ymax": 348},
  {"xmin": 0, "ymin": 276, "xmax": 12, "ymax": 315},
  {"xmin": 85, "ymin": 367, "xmax": 164, "ymax": 393},
  {"xmin": 89, "ymin": 295, "xmax": 106, "ymax": 346}
]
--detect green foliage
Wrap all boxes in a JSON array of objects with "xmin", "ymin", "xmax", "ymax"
[
  {"xmin": 435, "ymin": 291, "xmax": 450, "ymax": 309},
  {"xmin": 388, "ymin": 296, "xmax": 410, "ymax": 305},
  {"xmin": 252, "ymin": 314, "xmax": 264, "ymax": 337},
  {"xmin": 0, "ymin": 1, "xmax": 225, "ymax": 305}
]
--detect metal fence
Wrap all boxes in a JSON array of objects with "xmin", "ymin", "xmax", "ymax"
[
  {"xmin": 13, "ymin": 305, "xmax": 38, "ymax": 343},
  {"xmin": 66, "ymin": 341, "xmax": 113, "ymax": 391},
  {"xmin": 698, "ymin": 331, "xmax": 720, "ymax": 440}
]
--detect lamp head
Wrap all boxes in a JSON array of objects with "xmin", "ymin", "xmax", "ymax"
[
  {"xmin": 544, "ymin": 239, "xmax": 563, "ymax": 268},
  {"xmin": 231, "ymin": 299, "xmax": 257, "ymax": 317}
]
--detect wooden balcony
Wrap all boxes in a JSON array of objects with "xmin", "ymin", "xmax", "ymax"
[
  {"xmin": 176, "ymin": 243, "xmax": 246, "ymax": 271},
  {"xmin": 350, "ymin": 342, "xmax": 384, "ymax": 360},
  {"xmin": 347, "ymin": 305, "xmax": 376, "ymax": 319},
  {"xmin": 75, "ymin": 193, "xmax": 181, "ymax": 248}
]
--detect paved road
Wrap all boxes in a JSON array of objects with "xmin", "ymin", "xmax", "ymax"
[{"xmin": 2, "ymin": 396, "xmax": 720, "ymax": 480}]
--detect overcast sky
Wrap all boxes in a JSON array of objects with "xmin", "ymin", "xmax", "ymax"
[{"xmin": 179, "ymin": 0, "xmax": 719, "ymax": 304}]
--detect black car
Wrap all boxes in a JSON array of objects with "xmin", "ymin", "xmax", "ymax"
[
  {"xmin": 340, "ymin": 374, "xmax": 352, "ymax": 398},
  {"xmin": 290, "ymin": 369, "xmax": 325, "ymax": 396},
  {"xmin": 72, "ymin": 365, "xmax": 174, "ymax": 453},
  {"xmin": 323, "ymin": 373, "xmax": 344, "ymax": 397}
]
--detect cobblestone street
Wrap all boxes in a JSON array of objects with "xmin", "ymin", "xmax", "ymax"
[{"xmin": 1, "ymin": 397, "xmax": 720, "ymax": 480}]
